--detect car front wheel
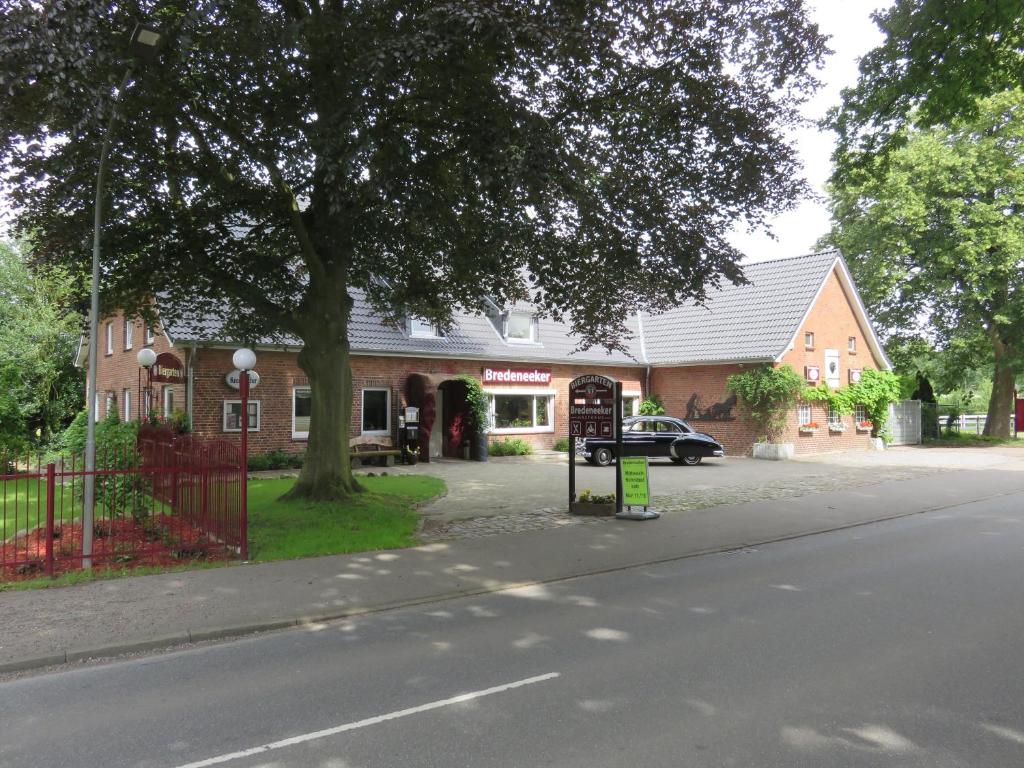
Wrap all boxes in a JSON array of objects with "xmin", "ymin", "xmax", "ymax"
[
  {"xmin": 681, "ymin": 454, "xmax": 702, "ymax": 466},
  {"xmin": 593, "ymin": 447, "xmax": 614, "ymax": 467}
]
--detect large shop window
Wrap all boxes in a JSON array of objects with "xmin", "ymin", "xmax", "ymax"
[
  {"xmin": 293, "ymin": 387, "xmax": 312, "ymax": 439},
  {"xmin": 224, "ymin": 401, "xmax": 261, "ymax": 432},
  {"xmin": 362, "ymin": 388, "xmax": 391, "ymax": 435},
  {"xmin": 489, "ymin": 393, "xmax": 553, "ymax": 432}
]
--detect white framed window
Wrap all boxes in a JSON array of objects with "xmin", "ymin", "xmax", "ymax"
[
  {"xmin": 488, "ymin": 390, "xmax": 555, "ymax": 433},
  {"xmin": 224, "ymin": 400, "xmax": 261, "ymax": 432},
  {"xmin": 505, "ymin": 312, "xmax": 537, "ymax": 343},
  {"xmin": 145, "ymin": 324, "xmax": 155, "ymax": 345},
  {"xmin": 848, "ymin": 336, "xmax": 857, "ymax": 353},
  {"xmin": 105, "ymin": 392, "xmax": 114, "ymax": 417},
  {"xmin": 142, "ymin": 389, "xmax": 152, "ymax": 416},
  {"xmin": 798, "ymin": 403, "xmax": 812, "ymax": 426},
  {"xmin": 123, "ymin": 317, "xmax": 133, "ymax": 350},
  {"xmin": 804, "ymin": 331, "xmax": 814, "ymax": 349},
  {"xmin": 622, "ymin": 394, "xmax": 641, "ymax": 417},
  {"xmin": 410, "ymin": 317, "xmax": 443, "ymax": 338},
  {"xmin": 293, "ymin": 387, "xmax": 312, "ymax": 439},
  {"xmin": 105, "ymin": 322, "xmax": 113, "ymax": 355},
  {"xmin": 162, "ymin": 386, "xmax": 174, "ymax": 418},
  {"xmin": 828, "ymin": 406, "xmax": 843, "ymax": 427},
  {"xmin": 855, "ymin": 404, "xmax": 867, "ymax": 423},
  {"xmin": 122, "ymin": 388, "xmax": 132, "ymax": 422},
  {"xmin": 361, "ymin": 388, "xmax": 391, "ymax": 435}
]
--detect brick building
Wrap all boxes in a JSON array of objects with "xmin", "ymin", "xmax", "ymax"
[{"xmin": 81, "ymin": 251, "xmax": 890, "ymax": 458}]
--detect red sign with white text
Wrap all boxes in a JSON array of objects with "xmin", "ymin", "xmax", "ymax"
[
  {"xmin": 150, "ymin": 353, "xmax": 185, "ymax": 384},
  {"xmin": 568, "ymin": 374, "xmax": 616, "ymax": 438},
  {"xmin": 482, "ymin": 367, "xmax": 552, "ymax": 385}
]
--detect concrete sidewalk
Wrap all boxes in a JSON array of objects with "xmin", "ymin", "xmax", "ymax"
[{"xmin": 2, "ymin": 467, "xmax": 1023, "ymax": 674}]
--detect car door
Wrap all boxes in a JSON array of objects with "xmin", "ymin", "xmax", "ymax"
[
  {"xmin": 653, "ymin": 420, "xmax": 682, "ymax": 457},
  {"xmin": 625, "ymin": 418, "xmax": 655, "ymax": 450}
]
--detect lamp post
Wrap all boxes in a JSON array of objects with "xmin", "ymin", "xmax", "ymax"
[
  {"xmin": 82, "ymin": 23, "xmax": 165, "ymax": 570},
  {"xmin": 137, "ymin": 348, "xmax": 157, "ymax": 422},
  {"xmin": 232, "ymin": 348, "xmax": 256, "ymax": 561}
]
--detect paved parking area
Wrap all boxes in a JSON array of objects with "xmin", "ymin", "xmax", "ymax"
[{"xmin": 373, "ymin": 444, "xmax": 1024, "ymax": 540}]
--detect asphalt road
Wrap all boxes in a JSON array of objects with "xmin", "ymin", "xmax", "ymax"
[{"xmin": 3, "ymin": 490, "xmax": 1024, "ymax": 768}]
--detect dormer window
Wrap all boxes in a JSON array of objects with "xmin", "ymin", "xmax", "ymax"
[
  {"xmin": 505, "ymin": 312, "xmax": 537, "ymax": 343},
  {"xmin": 410, "ymin": 317, "xmax": 442, "ymax": 338}
]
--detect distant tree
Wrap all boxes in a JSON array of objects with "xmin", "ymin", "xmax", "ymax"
[
  {"xmin": 825, "ymin": 91, "xmax": 1024, "ymax": 437},
  {"xmin": 0, "ymin": 240, "xmax": 83, "ymax": 452},
  {"xmin": 1, "ymin": 1, "xmax": 827, "ymax": 498},
  {"xmin": 830, "ymin": 0, "xmax": 1024, "ymax": 172}
]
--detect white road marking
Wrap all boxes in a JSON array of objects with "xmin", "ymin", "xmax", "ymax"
[{"xmin": 171, "ymin": 672, "xmax": 560, "ymax": 768}]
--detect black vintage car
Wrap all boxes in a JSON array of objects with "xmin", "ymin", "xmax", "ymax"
[{"xmin": 582, "ymin": 415, "xmax": 725, "ymax": 466}]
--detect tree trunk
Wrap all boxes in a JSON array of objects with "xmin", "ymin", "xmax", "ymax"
[
  {"xmin": 284, "ymin": 290, "xmax": 362, "ymax": 500},
  {"xmin": 983, "ymin": 336, "xmax": 1015, "ymax": 438}
]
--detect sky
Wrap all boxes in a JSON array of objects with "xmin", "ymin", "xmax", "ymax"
[{"xmin": 729, "ymin": 0, "xmax": 892, "ymax": 263}]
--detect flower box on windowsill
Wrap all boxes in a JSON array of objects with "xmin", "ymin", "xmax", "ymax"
[
  {"xmin": 856, "ymin": 422, "xmax": 873, "ymax": 433},
  {"xmin": 798, "ymin": 424, "xmax": 819, "ymax": 435},
  {"xmin": 828, "ymin": 423, "xmax": 847, "ymax": 433}
]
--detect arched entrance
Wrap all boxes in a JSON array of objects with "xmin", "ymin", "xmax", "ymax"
[{"xmin": 405, "ymin": 374, "xmax": 472, "ymax": 461}]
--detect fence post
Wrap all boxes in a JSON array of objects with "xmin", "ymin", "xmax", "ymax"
[{"xmin": 45, "ymin": 463, "xmax": 56, "ymax": 577}]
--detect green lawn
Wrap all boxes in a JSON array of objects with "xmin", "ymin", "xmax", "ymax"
[
  {"xmin": 247, "ymin": 475, "xmax": 446, "ymax": 561},
  {"xmin": 0, "ymin": 478, "xmax": 85, "ymax": 539},
  {"xmin": 924, "ymin": 433, "xmax": 1024, "ymax": 447}
]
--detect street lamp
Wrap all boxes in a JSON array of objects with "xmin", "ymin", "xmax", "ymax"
[
  {"xmin": 137, "ymin": 347, "xmax": 158, "ymax": 421},
  {"xmin": 83, "ymin": 22, "xmax": 166, "ymax": 570},
  {"xmin": 232, "ymin": 348, "xmax": 256, "ymax": 561}
]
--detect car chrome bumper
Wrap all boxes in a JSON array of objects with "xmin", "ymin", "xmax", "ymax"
[{"xmin": 713, "ymin": 450, "xmax": 725, "ymax": 457}]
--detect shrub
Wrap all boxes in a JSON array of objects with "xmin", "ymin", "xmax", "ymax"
[
  {"xmin": 553, "ymin": 437, "xmax": 570, "ymax": 452},
  {"xmin": 638, "ymin": 395, "xmax": 666, "ymax": 416},
  {"xmin": 727, "ymin": 364, "xmax": 806, "ymax": 442},
  {"xmin": 247, "ymin": 454, "xmax": 272, "ymax": 471},
  {"xmin": 488, "ymin": 438, "xmax": 533, "ymax": 456},
  {"xmin": 267, "ymin": 450, "xmax": 293, "ymax": 470},
  {"xmin": 456, "ymin": 375, "xmax": 490, "ymax": 433}
]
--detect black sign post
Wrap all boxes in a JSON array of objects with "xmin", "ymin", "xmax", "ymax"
[{"xmin": 568, "ymin": 374, "xmax": 620, "ymax": 513}]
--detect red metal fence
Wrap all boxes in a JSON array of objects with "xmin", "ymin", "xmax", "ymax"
[{"xmin": 1, "ymin": 427, "xmax": 244, "ymax": 580}]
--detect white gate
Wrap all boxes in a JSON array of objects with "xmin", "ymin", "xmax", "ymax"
[{"xmin": 889, "ymin": 399, "xmax": 922, "ymax": 445}]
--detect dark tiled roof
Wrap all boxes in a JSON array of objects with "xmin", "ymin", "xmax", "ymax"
[
  {"xmin": 641, "ymin": 251, "xmax": 840, "ymax": 365},
  {"xmin": 164, "ymin": 251, "xmax": 853, "ymax": 367}
]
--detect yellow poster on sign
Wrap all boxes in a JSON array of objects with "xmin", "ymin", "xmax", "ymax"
[{"xmin": 619, "ymin": 456, "xmax": 650, "ymax": 507}]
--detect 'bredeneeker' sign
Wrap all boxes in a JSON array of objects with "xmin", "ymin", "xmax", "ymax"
[{"xmin": 482, "ymin": 367, "xmax": 552, "ymax": 385}]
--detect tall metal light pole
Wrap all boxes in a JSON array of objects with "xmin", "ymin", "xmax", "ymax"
[
  {"xmin": 232, "ymin": 348, "xmax": 257, "ymax": 562},
  {"xmin": 83, "ymin": 24, "xmax": 165, "ymax": 570}
]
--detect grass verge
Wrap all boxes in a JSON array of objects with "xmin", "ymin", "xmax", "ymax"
[
  {"xmin": 924, "ymin": 434, "xmax": 1024, "ymax": 447},
  {"xmin": 242, "ymin": 474, "xmax": 445, "ymax": 561}
]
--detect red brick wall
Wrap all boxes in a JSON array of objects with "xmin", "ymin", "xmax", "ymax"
[
  {"xmin": 180, "ymin": 349, "xmax": 644, "ymax": 456},
  {"xmin": 650, "ymin": 364, "xmax": 761, "ymax": 455},
  {"xmin": 93, "ymin": 313, "xmax": 186, "ymax": 424}
]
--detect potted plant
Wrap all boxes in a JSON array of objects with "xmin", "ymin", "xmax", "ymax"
[
  {"xmin": 856, "ymin": 420, "xmax": 873, "ymax": 432},
  {"xmin": 570, "ymin": 488, "xmax": 617, "ymax": 516},
  {"xmin": 798, "ymin": 421, "xmax": 819, "ymax": 434},
  {"xmin": 405, "ymin": 446, "xmax": 420, "ymax": 465},
  {"xmin": 457, "ymin": 375, "xmax": 490, "ymax": 462}
]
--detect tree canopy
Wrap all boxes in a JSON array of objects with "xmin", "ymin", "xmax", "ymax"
[
  {"xmin": 0, "ymin": 240, "xmax": 83, "ymax": 453},
  {"xmin": 825, "ymin": 90, "xmax": 1024, "ymax": 437},
  {"xmin": 830, "ymin": 0, "xmax": 1024, "ymax": 172},
  {"xmin": 1, "ymin": 1, "xmax": 827, "ymax": 497}
]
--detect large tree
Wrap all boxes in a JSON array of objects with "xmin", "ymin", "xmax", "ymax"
[
  {"xmin": 825, "ymin": 90, "xmax": 1024, "ymax": 437},
  {"xmin": 0, "ymin": 240, "xmax": 83, "ymax": 452},
  {"xmin": 1, "ymin": 1, "xmax": 827, "ymax": 498},
  {"xmin": 831, "ymin": 0, "xmax": 1024, "ymax": 170}
]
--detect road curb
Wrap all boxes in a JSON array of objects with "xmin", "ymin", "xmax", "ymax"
[{"xmin": 3, "ymin": 484, "xmax": 1021, "ymax": 676}]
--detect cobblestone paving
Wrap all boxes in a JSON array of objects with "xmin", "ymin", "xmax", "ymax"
[{"xmin": 418, "ymin": 464, "xmax": 943, "ymax": 542}]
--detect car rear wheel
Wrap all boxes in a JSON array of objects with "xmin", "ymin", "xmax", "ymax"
[
  {"xmin": 681, "ymin": 454, "xmax": 702, "ymax": 466},
  {"xmin": 593, "ymin": 447, "xmax": 614, "ymax": 467}
]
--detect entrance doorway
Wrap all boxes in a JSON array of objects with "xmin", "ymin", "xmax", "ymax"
[{"xmin": 406, "ymin": 373, "xmax": 472, "ymax": 462}]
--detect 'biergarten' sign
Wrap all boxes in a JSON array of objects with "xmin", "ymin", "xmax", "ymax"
[
  {"xmin": 568, "ymin": 374, "xmax": 615, "ymax": 437},
  {"xmin": 482, "ymin": 367, "xmax": 552, "ymax": 385},
  {"xmin": 150, "ymin": 353, "xmax": 185, "ymax": 384}
]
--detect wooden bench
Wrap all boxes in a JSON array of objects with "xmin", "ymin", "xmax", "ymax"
[{"xmin": 349, "ymin": 436, "xmax": 402, "ymax": 468}]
